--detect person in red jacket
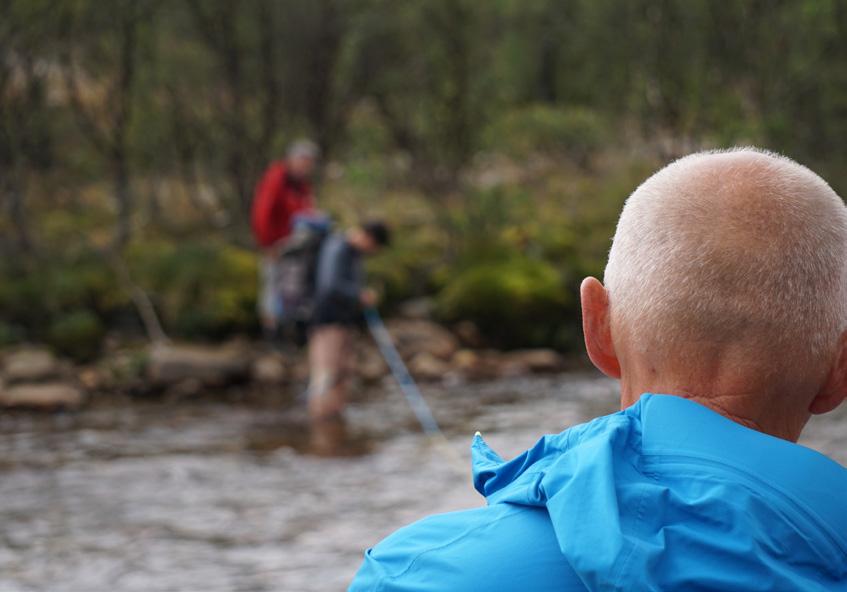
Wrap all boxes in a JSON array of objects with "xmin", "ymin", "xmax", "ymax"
[{"xmin": 251, "ymin": 139, "xmax": 319, "ymax": 332}]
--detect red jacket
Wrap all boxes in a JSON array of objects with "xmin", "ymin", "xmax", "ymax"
[{"xmin": 250, "ymin": 161, "xmax": 315, "ymax": 248}]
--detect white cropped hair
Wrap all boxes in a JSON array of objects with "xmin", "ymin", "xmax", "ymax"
[{"xmin": 604, "ymin": 147, "xmax": 847, "ymax": 360}]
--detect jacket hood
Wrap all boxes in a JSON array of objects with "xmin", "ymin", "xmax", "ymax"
[{"xmin": 471, "ymin": 394, "xmax": 847, "ymax": 591}]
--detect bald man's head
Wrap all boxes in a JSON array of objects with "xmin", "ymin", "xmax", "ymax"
[{"xmin": 604, "ymin": 148, "xmax": 847, "ymax": 368}]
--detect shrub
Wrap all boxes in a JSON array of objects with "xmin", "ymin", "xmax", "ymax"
[
  {"xmin": 437, "ymin": 258, "xmax": 574, "ymax": 349},
  {"xmin": 365, "ymin": 224, "xmax": 445, "ymax": 310},
  {"xmin": 0, "ymin": 251, "xmax": 128, "ymax": 352},
  {"xmin": 47, "ymin": 309, "xmax": 105, "ymax": 361},
  {"xmin": 0, "ymin": 322, "xmax": 24, "ymax": 347},
  {"xmin": 128, "ymin": 241, "xmax": 259, "ymax": 339}
]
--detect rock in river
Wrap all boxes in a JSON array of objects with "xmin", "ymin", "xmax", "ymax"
[
  {"xmin": 500, "ymin": 349, "xmax": 564, "ymax": 373},
  {"xmin": 356, "ymin": 344, "xmax": 388, "ymax": 383},
  {"xmin": 250, "ymin": 353, "xmax": 288, "ymax": 384},
  {"xmin": 3, "ymin": 348, "xmax": 60, "ymax": 384},
  {"xmin": 409, "ymin": 351, "xmax": 451, "ymax": 381},
  {"xmin": 0, "ymin": 382, "xmax": 84, "ymax": 409},
  {"xmin": 385, "ymin": 320, "xmax": 460, "ymax": 361},
  {"xmin": 147, "ymin": 343, "xmax": 250, "ymax": 387}
]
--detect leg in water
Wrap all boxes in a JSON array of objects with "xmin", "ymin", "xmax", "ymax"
[{"xmin": 307, "ymin": 324, "xmax": 353, "ymax": 455}]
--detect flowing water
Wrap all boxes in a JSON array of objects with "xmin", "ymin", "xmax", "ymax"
[{"xmin": 0, "ymin": 372, "xmax": 844, "ymax": 592}]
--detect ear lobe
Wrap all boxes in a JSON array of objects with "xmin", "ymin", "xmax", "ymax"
[
  {"xmin": 810, "ymin": 331, "xmax": 847, "ymax": 415},
  {"xmin": 580, "ymin": 277, "xmax": 621, "ymax": 379}
]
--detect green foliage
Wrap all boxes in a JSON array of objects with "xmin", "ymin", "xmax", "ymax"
[
  {"xmin": 487, "ymin": 106, "xmax": 609, "ymax": 166},
  {"xmin": 365, "ymin": 226, "xmax": 444, "ymax": 309},
  {"xmin": 6, "ymin": 0, "xmax": 847, "ymax": 356},
  {"xmin": 128, "ymin": 241, "xmax": 259, "ymax": 339},
  {"xmin": 47, "ymin": 310, "xmax": 105, "ymax": 361},
  {"xmin": 0, "ymin": 252, "xmax": 126, "ymax": 335},
  {"xmin": 0, "ymin": 322, "xmax": 24, "ymax": 347},
  {"xmin": 437, "ymin": 259, "xmax": 573, "ymax": 349},
  {"xmin": 0, "ymin": 241, "xmax": 259, "ymax": 353},
  {"xmin": 0, "ymin": 250, "xmax": 125, "ymax": 357}
]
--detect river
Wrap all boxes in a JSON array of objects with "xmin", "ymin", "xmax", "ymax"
[{"xmin": 0, "ymin": 372, "xmax": 844, "ymax": 591}]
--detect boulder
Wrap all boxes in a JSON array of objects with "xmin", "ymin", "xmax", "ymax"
[
  {"xmin": 497, "ymin": 356, "xmax": 531, "ymax": 378},
  {"xmin": 165, "ymin": 377, "xmax": 204, "ymax": 399},
  {"xmin": 451, "ymin": 349, "xmax": 505, "ymax": 380},
  {"xmin": 77, "ymin": 367, "xmax": 103, "ymax": 390},
  {"xmin": 3, "ymin": 348, "xmax": 60, "ymax": 383},
  {"xmin": 451, "ymin": 349, "xmax": 481, "ymax": 373},
  {"xmin": 147, "ymin": 343, "xmax": 250, "ymax": 387},
  {"xmin": 501, "ymin": 349, "xmax": 564, "ymax": 373},
  {"xmin": 408, "ymin": 352, "xmax": 451, "ymax": 381},
  {"xmin": 0, "ymin": 382, "xmax": 84, "ymax": 409},
  {"xmin": 250, "ymin": 353, "xmax": 288, "ymax": 384},
  {"xmin": 398, "ymin": 298, "xmax": 434, "ymax": 320},
  {"xmin": 356, "ymin": 345, "xmax": 388, "ymax": 382},
  {"xmin": 385, "ymin": 320, "xmax": 459, "ymax": 361},
  {"xmin": 454, "ymin": 321, "xmax": 484, "ymax": 348}
]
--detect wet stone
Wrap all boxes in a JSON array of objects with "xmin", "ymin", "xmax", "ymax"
[
  {"xmin": 397, "ymin": 298, "xmax": 434, "ymax": 320},
  {"xmin": 408, "ymin": 352, "xmax": 451, "ymax": 381},
  {"xmin": 451, "ymin": 349, "xmax": 480, "ymax": 372},
  {"xmin": 0, "ymin": 382, "xmax": 84, "ymax": 409},
  {"xmin": 147, "ymin": 343, "xmax": 250, "ymax": 387},
  {"xmin": 250, "ymin": 354, "xmax": 287, "ymax": 384},
  {"xmin": 385, "ymin": 320, "xmax": 460, "ymax": 361},
  {"xmin": 356, "ymin": 345, "xmax": 388, "ymax": 383},
  {"xmin": 453, "ymin": 321, "xmax": 484, "ymax": 348},
  {"xmin": 3, "ymin": 348, "xmax": 60, "ymax": 384},
  {"xmin": 500, "ymin": 349, "xmax": 564, "ymax": 373}
]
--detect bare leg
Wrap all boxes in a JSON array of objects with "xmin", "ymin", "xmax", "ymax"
[
  {"xmin": 308, "ymin": 325, "xmax": 352, "ymax": 455},
  {"xmin": 309, "ymin": 413, "xmax": 348, "ymax": 456},
  {"xmin": 307, "ymin": 325, "xmax": 351, "ymax": 420}
]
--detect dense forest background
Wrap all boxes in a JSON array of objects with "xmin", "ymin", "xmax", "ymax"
[{"xmin": 3, "ymin": 0, "xmax": 847, "ymax": 359}]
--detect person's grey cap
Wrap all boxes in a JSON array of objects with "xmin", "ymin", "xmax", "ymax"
[{"xmin": 287, "ymin": 138, "xmax": 320, "ymax": 159}]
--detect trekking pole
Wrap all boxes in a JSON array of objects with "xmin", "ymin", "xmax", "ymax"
[{"xmin": 364, "ymin": 307, "xmax": 465, "ymax": 471}]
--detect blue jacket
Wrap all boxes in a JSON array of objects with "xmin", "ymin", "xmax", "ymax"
[{"xmin": 350, "ymin": 394, "xmax": 847, "ymax": 591}]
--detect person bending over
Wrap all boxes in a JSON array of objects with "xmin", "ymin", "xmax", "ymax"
[{"xmin": 308, "ymin": 221, "xmax": 391, "ymax": 429}]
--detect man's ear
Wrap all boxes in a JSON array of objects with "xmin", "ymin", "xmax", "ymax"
[
  {"xmin": 580, "ymin": 277, "xmax": 621, "ymax": 379},
  {"xmin": 810, "ymin": 330, "xmax": 847, "ymax": 415}
]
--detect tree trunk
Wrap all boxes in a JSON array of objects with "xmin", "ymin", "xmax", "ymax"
[
  {"xmin": 112, "ymin": 156, "xmax": 132, "ymax": 250},
  {"xmin": 2, "ymin": 172, "xmax": 33, "ymax": 254}
]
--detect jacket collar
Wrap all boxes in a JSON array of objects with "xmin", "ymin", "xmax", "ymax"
[{"xmin": 471, "ymin": 393, "xmax": 847, "ymax": 554}]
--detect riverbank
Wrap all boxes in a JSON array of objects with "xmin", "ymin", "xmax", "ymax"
[
  {"xmin": 0, "ymin": 316, "xmax": 578, "ymax": 412},
  {"xmin": 0, "ymin": 372, "xmax": 844, "ymax": 591}
]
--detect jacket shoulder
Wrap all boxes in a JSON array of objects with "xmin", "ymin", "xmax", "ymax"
[{"xmin": 349, "ymin": 504, "xmax": 586, "ymax": 591}]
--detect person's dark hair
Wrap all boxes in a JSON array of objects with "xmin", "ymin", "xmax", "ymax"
[{"xmin": 362, "ymin": 220, "xmax": 391, "ymax": 247}]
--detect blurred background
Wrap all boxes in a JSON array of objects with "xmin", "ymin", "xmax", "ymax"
[
  {"xmin": 1, "ymin": 1, "xmax": 847, "ymax": 591},
  {"xmin": 5, "ymin": 0, "xmax": 847, "ymax": 354}
]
